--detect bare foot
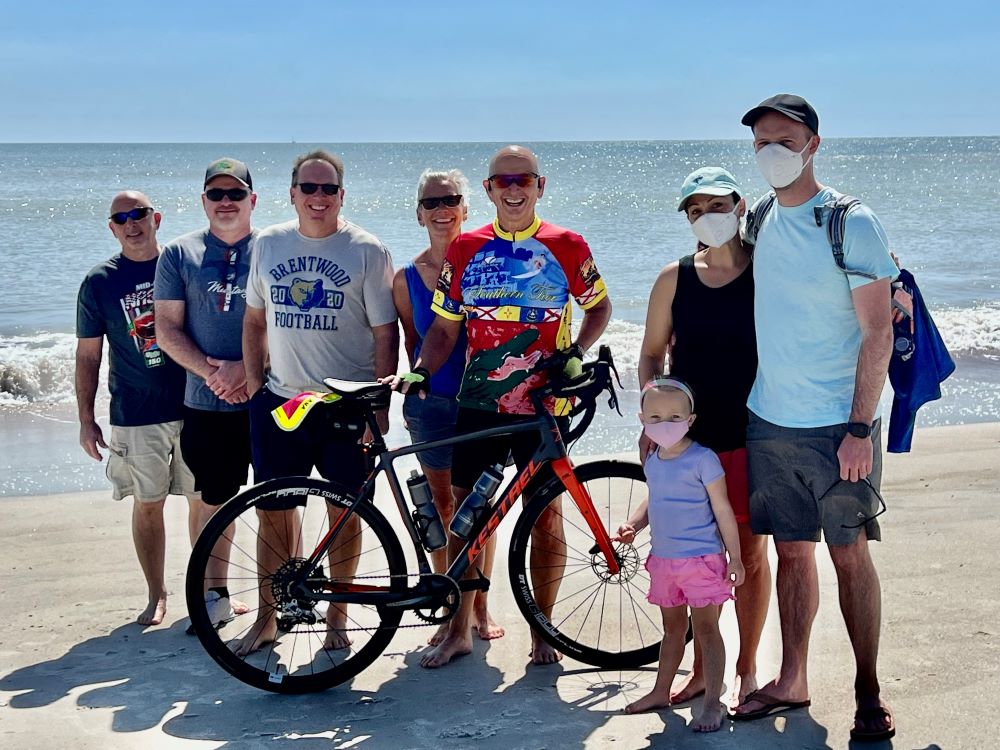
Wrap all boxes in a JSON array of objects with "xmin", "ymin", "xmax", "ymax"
[
  {"xmin": 530, "ymin": 636, "xmax": 563, "ymax": 665},
  {"xmin": 420, "ymin": 630, "xmax": 473, "ymax": 668},
  {"xmin": 473, "ymin": 606, "xmax": 505, "ymax": 640},
  {"xmin": 624, "ymin": 689, "xmax": 671, "ymax": 714},
  {"xmin": 691, "ymin": 700, "xmax": 727, "ymax": 732},
  {"xmin": 232, "ymin": 618, "xmax": 277, "ymax": 657},
  {"xmin": 231, "ymin": 598, "xmax": 250, "ymax": 616},
  {"xmin": 324, "ymin": 606, "xmax": 353, "ymax": 650},
  {"xmin": 728, "ymin": 672, "xmax": 758, "ymax": 709},
  {"xmin": 137, "ymin": 595, "xmax": 167, "ymax": 626},
  {"xmin": 428, "ymin": 622, "xmax": 448, "ymax": 646},
  {"xmin": 670, "ymin": 671, "xmax": 706, "ymax": 704}
]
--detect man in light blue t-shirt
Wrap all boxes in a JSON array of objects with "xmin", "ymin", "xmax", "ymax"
[{"xmin": 731, "ymin": 95, "xmax": 897, "ymax": 743}]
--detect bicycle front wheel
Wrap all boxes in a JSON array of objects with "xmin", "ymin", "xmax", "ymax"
[
  {"xmin": 508, "ymin": 460, "xmax": 661, "ymax": 668},
  {"xmin": 185, "ymin": 476, "xmax": 406, "ymax": 693}
]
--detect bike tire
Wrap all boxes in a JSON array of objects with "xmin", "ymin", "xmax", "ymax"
[
  {"xmin": 185, "ymin": 476, "xmax": 406, "ymax": 693},
  {"xmin": 508, "ymin": 460, "xmax": 662, "ymax": 668}
]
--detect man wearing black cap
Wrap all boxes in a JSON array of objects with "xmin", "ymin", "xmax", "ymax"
[
  {"xmin": 154, "ymin": 158, "xmax": 258, "ymax": 631},
  {"xmin": 732, "ymin": 95, "xmax": 897, "ymax": 742}
]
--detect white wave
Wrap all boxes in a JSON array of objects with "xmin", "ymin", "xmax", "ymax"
[
  {"xmin": 0, "ymin": 332, "xmax": 100, "ymax": 404},
  {"xmin": 2, "ymin": 303, "xmax": 998, "ymax": 405},
  {"xmin": 930, "ymin": 303, "xmax": 1000, "ymax": 355}
]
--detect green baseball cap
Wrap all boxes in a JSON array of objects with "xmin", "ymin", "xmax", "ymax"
[{"xmin": 677, "ymin": 167, "xmax": 741, "ymax": 211}]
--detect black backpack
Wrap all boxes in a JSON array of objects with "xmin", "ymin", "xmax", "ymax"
[{"xmin": 744, "ymin": 191, "xmax": 878, "ymax": 281}]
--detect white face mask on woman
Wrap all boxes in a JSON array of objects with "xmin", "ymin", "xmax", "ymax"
[
  {"xmin": 690, "ymin": 205, "xmax": 739, "ymax": 247},
  {"xmin": 755, "ymin": 140, "xmax": 813, "ymax": 188}
]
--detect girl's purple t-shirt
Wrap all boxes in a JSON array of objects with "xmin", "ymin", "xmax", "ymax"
[{"xmin": 643, "ymin": 441, "xmax": 726, "ymax": 559}]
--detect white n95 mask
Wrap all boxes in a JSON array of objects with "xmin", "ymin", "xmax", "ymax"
[
  {"xmin": 690, "ymin": 206, "xmax": 740, "ymax": 247},
  {"xmin": 755, "ymin": 141, "xmax": 813, "ymax": 188}
]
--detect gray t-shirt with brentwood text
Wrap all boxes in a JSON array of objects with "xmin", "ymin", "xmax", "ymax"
[{"xmin": 246, "ymin": 219, "xmax": 396, "ymax": 397}]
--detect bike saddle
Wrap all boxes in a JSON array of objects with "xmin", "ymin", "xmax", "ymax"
[{"xmin": 322, "ymin": 379, "xmax": 392, "ymax": 408}]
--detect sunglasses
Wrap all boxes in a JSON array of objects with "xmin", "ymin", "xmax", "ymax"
[
  {"xmin": 817, "ymin": 476, "xmax": 888, "ymax": 529},
  {"xmin": 418, "ymin": 194, "xmax": 463, "ymax": 210},
  {"xmin": 488, "ymin": 173, "xmax": 539, "ymax": 189},
  {"xmin": 296, "ymin": 182, "xmax": 340, "ymax": 195},
  {"xmin": 205, "ymin": 187, "xmax": 250, "ymax": 202},
  {"xmin": 109, "ymin": 207, "xmax": 154, "ymax": 225}
]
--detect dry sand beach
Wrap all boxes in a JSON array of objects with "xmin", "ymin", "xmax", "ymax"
[{"xmin": 1, "ymin": 422, "xmax": 997, "ymax": 750}]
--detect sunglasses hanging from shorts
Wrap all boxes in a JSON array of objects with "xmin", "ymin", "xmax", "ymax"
[
  {"xmin": 816, "ymin": 476, "xmax": 888, "ymax": 529},
  {"xmin": 205, "ymin": 187, "xmax": 250, "ymax": 202},
  {"xmin": 296, "ymin": 183, "xmax": 340, "ymax": 195},
  {"xmin": 488, "ymin": 173, "xmax": 539, "ymax": 189},
  {"xmin": 418, "ymin": 195, "xmax": 463, "ymax": 210},
  {"xmin": 109, "ymin": 207, "xmax": 154, "ymax": 224}
]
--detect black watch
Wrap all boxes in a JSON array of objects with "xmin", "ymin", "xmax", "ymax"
[{"xmin": 847, "ymin": 421, "xmax": 872, "ymax": 439}]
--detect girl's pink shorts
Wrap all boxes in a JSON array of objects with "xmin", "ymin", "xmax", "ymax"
[{"xmin": 645, "ymin": 552, "xmax": 734, "ymax": 608}]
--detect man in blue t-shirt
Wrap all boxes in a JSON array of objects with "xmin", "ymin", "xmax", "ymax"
[
  {"xmin": 76, "ymin": 190, "xmax": 195, "ymax": 627},
  {"xmin": 155, "ymin": 158, "xmax": 258, "ymax": 632},
  {"xmin": 731, "ymin": 95, "xmax": 897, "ymax": 743}
]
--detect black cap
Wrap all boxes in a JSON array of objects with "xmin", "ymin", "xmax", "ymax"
[
  {"xmin": 204, "ymin": 158, "xmax": 253, "ymax": 189},
  {"xmin": 741, "ymin": 94, "xmax": 819, "ymax": 135}
]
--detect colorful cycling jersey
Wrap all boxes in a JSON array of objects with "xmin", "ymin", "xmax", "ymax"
[{"xmin": 431, "ymin": 216, "xmax": 607, "ymax": 415}]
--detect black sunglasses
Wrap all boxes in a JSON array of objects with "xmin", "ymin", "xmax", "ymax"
[
  {"xmin": 205, "ymin": 187, "xmax": 250, "ymax": 202},
  {"xmin": 296, "ymin": 182, "xmax": 340, "ymax": 195},
  {"xmin": 418, "ymin": 194, "xmax": 463, "ymax": 210},
  {"xmin": 109, "ymin": 207, "xmax": 154, "ymax": 225},
  {"xmin": 488, "ymin": 173, "xmax": 539, "ymax": 189},
  {"xmin": 818, "ymin": 476, "xmax": 888, "ymax": 529}
]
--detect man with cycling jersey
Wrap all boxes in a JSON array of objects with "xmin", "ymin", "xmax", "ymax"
[{"xmin": 396, "ymin": 145, "xmax": 612, "ymax": 668}]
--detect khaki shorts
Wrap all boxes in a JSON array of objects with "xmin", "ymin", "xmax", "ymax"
[{"xmin": 106, "ymin": 421, "xmax": 198, "ymax": 502}]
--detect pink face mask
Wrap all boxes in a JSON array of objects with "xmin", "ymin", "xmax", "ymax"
[{"xmin": 642, "ymin": 420, "xmax": 689, "ymax": 450}]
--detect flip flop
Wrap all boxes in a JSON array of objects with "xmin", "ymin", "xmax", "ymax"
[
  {"xmin": 849, "ymin": 704, "xmax": 895, "ymax": 742},
  {"xmin": 730, "ymin": 689, "xmax": 811, "ymax": 721}
]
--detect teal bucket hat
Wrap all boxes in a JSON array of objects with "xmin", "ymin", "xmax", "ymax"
[{"xmin": 677, "ymin": 167, "xmax": 741, "ymax": 211}]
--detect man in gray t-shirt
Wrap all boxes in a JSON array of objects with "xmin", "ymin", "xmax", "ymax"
[
  {"xmin": 155, "ymin": 157, "xmax": 258, "ymax": 631},
  {"xmin": 236, "ymin": 149, "xmax": 398, "ymax": 656}
]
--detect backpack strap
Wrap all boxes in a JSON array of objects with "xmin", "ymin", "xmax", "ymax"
[
  {"xmin": 813, "ymin": 195, "xmax": 878, "ymax": 280},
  {"xmin": 744, "ymin": 191, "xmax": 776, "ymax": 248}
]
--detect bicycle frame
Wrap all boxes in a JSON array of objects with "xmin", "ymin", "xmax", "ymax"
[{"xmin": 295, "ymin": 395, "xmax": 621, "ymax": 608}]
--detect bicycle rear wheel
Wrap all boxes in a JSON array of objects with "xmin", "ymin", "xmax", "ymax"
[
  {"xmin": 508, "ymin": 460, "xmax": 662, "ymax": 668},
  {"xmin": 185, "ymin": 476, "xmax": 406, "ymax": 693}
]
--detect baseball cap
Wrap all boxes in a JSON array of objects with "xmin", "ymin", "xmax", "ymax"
[
  {"xmin": 741, "ymin": 94, "xmax": 820, "ymax": 135},
  {"xmin": 677, "ymin": 167, "xmax": 742, "ymax": 212},
  {"xmin": 204, "ymin": 158, "xmax": 253, "ymax": 189}
]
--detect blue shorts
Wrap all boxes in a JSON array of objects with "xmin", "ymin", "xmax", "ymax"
[{"xmin": 403, "ymin": 393, "xmax": 459, "ymax": 471}]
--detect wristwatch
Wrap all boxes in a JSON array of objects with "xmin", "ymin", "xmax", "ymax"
[{"xmin": 847, "ymin": 422, "xmax": 872, "ymax": 439}]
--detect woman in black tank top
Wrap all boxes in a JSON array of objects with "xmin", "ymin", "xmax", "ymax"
[{"xmin": 637, "ymin": 166, "xmax": 771, "ymax": 710}]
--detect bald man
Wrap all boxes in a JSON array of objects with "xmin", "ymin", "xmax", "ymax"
[
  {"xmin": 397, "ymin": 145, "xmax": 613, "ymax": 668},
  {"xmin": 75, "ymin": 191, "xmax": 195, "ymax": 626}
]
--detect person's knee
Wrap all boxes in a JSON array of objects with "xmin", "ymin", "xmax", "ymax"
[
  {"xmin": 741, "ymin": 539, "xmax": 769, "ymax": 576},
  {"xmin": 134, "ymin": 498, "xmax": 166, "ymax": 516},
  {"xmin": 828, "ymin": 533, "xmax": 873, "ymax": 573},
  {"xmin": 775, "ymin": 540, "xmax": 815, "ymax": 565},
  {"xmin": 691, "ymin": 613, "xmax": 721, "ymax": 641}
]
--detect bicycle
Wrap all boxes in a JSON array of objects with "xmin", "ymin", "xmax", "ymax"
[{"xmin": 186, "ymin": 346, "xmax": 663, "ymax": 693}]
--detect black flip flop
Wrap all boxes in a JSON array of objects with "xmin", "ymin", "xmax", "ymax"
[
  {"xmin": 849, "ymin": 705, "xmax": 896, "ymax": 742},
  {"xmin": 730, "ymin": 689, "xmax": 811, "ymax": 721}
]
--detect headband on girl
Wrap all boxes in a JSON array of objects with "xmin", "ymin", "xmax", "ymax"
[{"xmin": 641, "ymin": 377, "xmax": 695, "ymax": 411}]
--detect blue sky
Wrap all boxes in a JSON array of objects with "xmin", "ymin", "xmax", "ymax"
[{"xmin": 2, "ymin": 0, "xmax": 997, "ymax": 142}]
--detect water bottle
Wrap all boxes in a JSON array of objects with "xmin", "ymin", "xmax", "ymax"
[
  {"xmin": 450, "ymin": 463, "xmax": 505, "ymax": 541},
  {"xmin": 406, "ymin": 470, "xmax": 447, "ymax": 551}
]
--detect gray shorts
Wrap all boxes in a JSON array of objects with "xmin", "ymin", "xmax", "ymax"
[
  {"xmin": 746, "ymin": 412, "xmax": 883, "ymax": 545},
  {"xmin": 106, "ymin": 421, "xmax": 198, "ymax": 502}
]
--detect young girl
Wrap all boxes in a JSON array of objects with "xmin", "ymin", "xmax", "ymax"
[{"xmin": 616, "ymin": 378, "xmax": 745, "ymax": 732}]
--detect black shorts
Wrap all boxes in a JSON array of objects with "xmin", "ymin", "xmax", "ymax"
[
  {"xmin": 746, "ymin": 412, "xmax": 884, "ymax": 545},
  {"xmin": 450, "ymin": 407, "xmax": 568, "ymax": 492},
  {"xmin": 249, "ymin": 387, "xmax": 368, "ymax": 507},
  {"xmin": 180, "ymin": 406, "xmax": 252, "ymax": 506}
]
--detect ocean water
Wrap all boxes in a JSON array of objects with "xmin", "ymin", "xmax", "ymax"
[{"xmin": 1, "ymin": 139, "xmax": 998, "ymax": 496}]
